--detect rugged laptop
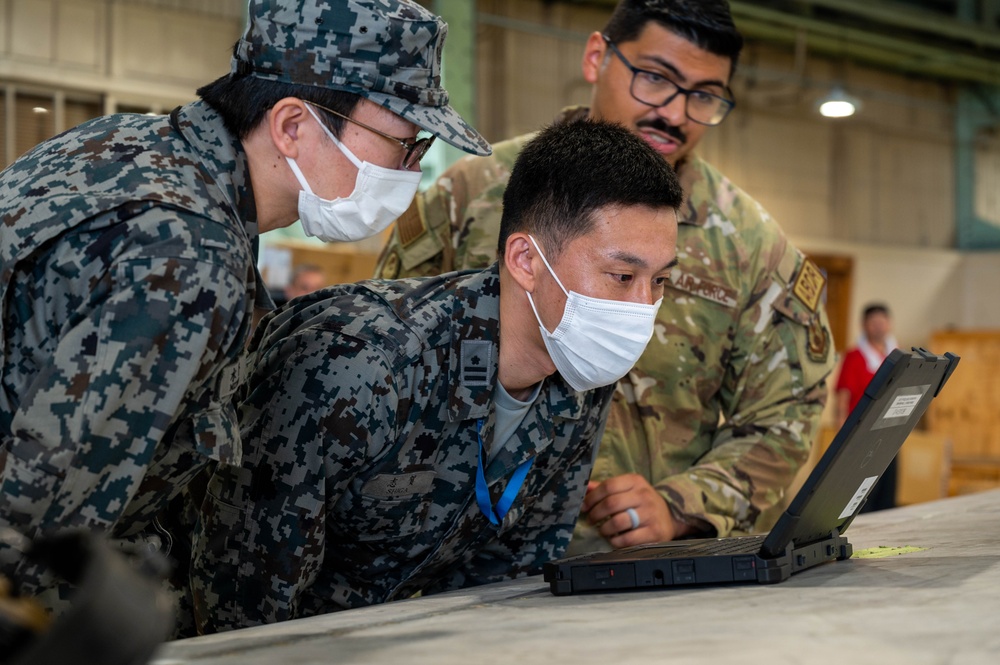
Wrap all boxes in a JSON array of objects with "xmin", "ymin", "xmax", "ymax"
[{"xmin": 544, "ymin": 347, "xmax": 960, "ymax": 596}]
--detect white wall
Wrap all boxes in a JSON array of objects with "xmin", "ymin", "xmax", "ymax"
[
  {"xmin": 793, "ymin": 237, "xmax": 968, "ymax": 350},
  {"xmin": 958, "ymin": 253, "xmax": 1000, "ymax": 329},
  {"xmin": 787, "ymin": 238, "xmax": 1000, "ymax": 352},
  {"xmin": 793, "ymin": 237, "xmax": 1000, "ymax": 429}
]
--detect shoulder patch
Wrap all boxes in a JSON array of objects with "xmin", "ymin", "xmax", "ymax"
[
  {"xmin": 806, "ymin": 317, "xmax": 830, "ymax": 363},
  {"xmin": 397, "ymin": 201, "xmax": 427, "ymax": 248},
  {"xmin": 381, "ymin": 249, "xmax": 401, "ymax": 279},
  {"xmin": 792, "ymin": 259, "xmax": 825, "ymax": 313}
]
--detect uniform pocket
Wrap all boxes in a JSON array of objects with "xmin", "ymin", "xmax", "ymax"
[
  {"xmin": 0, "ymin": 445, "xmax": 62, "ymax": 534},
  {"xmin": 337, "ymin": 493, "xmax": 432, "ymax": 542}
]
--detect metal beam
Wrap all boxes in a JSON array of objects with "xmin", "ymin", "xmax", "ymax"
[
  {"xmin": 557, "ymin": 0, "xmax": 1000, "ymax": 87},
  {"xmin": 730, "ymin": 3, "xmax": 1000, "ymax": 87},
  {"xmin": 956, "ymin": 87, "xmax": 1000, "ymax": 249},
  {"xmin": 787, "ymin": 0, "xmax": 1000, "ymax": 49},
  {"xmin": 478, "ymin": 7, "xmax": 1000, "ymax": 87}
]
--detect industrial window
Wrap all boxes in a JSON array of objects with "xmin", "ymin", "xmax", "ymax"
[{"xmin": 0, "ymin": 85, "xmax": 102, "ymax": 169}]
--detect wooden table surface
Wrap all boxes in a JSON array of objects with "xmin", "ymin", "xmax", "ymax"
[{"xmin": 155, "ymin": 489, "xmax": 1000, "ymax": 665}]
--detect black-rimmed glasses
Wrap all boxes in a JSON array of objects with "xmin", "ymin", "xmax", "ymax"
[
  {"xmin": 307, "ymin": 101, "xmax": 435, "ymax": 170},
  {"xmin": 602, "ymin": 36, "xmax": 735, "ymax": 126}
]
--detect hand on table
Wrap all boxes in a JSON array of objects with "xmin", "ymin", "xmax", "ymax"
[{"xmin": 581, "ymin": 473, "xmax": 697, "ymax": 548}]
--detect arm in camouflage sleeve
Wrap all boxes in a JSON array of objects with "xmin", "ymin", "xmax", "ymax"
[
  {"xmin": 659, "ymin": 256, "xmax": 836, "ymax": 537},
  {"xmin": 193, "ymin": 323, "xmax": 400, "ymax": 631},
  {"xmin": 0, "ymin": 208, "xmax": 249, "ymax": 590}
]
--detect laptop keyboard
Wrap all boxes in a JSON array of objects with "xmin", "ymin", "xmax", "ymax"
[{"xmin": 624, "ymin": 535, "xmax": 765, "ymax": 559}]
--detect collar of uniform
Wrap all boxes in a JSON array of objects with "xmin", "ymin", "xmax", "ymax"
[
  {"xmin": 554, "ymin": 105, "xmax": 590, "ymax": 125},
  {"xmin": 444, "ymin": 263, "xmax": 589, "ymax": 425},
  {"xmin": 673, "ymin": 154, "xmax": 708, "ymax": 227},
  {"xmin": 171, "ymin": 102, "xmax": 271, "ymax": 314},
  {"xmin": 170, "ymin": 100, "xmax": 259, "ymax": 235}
]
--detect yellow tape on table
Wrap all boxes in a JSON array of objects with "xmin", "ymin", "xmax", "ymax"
[{"xmin": 852, "ymin": 545, "xmax": 927, "ymax": 559}]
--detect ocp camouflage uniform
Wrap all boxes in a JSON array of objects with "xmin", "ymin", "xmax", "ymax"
[
  {"xmin": 374, "ymin": 107, "xmax": 835, "ymax": 552},
  {"xmin": 191, "ymin": 265, "xmax": 613, "ymax": 632},
  {"xmin": 0, "ymin": 101, "xmax": 266, "ymax": 608}
]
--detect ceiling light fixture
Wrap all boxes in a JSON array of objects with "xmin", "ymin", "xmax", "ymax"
[{"xmin": 817, "ymin": 86, "xmax": 860, "ymax": 118}]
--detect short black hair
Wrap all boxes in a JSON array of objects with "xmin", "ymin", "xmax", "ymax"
[
  {"xmin": 497, "ymin": 119, "xmax": 682, "ymax": 265},
  {"xmin": 603, "ymin": 0, "xmax": 743, "ymax": 74},
  {"xmin": 863, "ymin": 303, "xmax": 891, "ymax": 320},
  {"xmin": 198, "ymin": 43, "xmax": 362, "ymax": 139}
]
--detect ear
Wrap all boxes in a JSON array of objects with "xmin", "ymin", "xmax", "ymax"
[
  {"xmin": 503, "ymin": 232, "xmax": 539, "ymax": 293},
  {"xmin": 581, "ymin": 31, "xmax": 608, "ymax": 84},
  {"xmin": 268, "ymin": 97, "xmax": 311, "ymax": 160}
]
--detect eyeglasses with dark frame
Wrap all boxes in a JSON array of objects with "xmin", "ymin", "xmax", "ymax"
[
  {"xmin": 306, "ymin": 101, "xmax": 435, "ymax": 170},
  {"xmin": 602, "ymin": 35, "xmax": 735, "ymax": 127}
]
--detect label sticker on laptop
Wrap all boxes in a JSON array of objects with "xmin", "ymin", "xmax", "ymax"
[
  {"xmin": 871, "ymin": 384, "xmax": 931, "ymax": 431},
  {"xmin": 839, "ymin": 475, "xmax": 878, "ymax": 519},
  {"xmin": 884, "ymin": 394, "xmax": 922, "ymax": 418}
]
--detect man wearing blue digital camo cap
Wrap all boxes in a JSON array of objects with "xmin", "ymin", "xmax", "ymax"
[{"xmin": 0, "ymin": 0, "xmax": 488, "ymax": 635}]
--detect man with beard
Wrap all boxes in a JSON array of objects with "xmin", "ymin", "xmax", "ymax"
[{"xmin": 374, "ymin": 0, "xmax": 836, "ymax": 553}]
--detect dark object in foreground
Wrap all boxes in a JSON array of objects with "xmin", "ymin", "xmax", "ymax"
[{"xmin": 2, "ymin": 529, "xmax": 174, "ymax": 665}]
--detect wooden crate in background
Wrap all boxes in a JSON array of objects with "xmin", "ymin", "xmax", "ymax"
[
  {"xmin": 262, "ymin": 239, "xmax": 380, "ymax": 289},
  {"xmin": 928, "ymin": 330, "xmax": 1000, "ymax": 495},
  {"xmin": 896, "ymin": 431, "xmax": 951, "ymax": 505}
]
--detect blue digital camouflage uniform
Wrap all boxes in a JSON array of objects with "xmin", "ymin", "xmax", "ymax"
[
  {"xmin": 374, "ymin": 107, "xmax": 836, "ymax": 553},
  {"xmin": 191, "ymin": 265, "xmax": 614, "ymax": 632},
  {"xmin": 0, "ymin": 100, "xmax": 267, "ymax": 608}
]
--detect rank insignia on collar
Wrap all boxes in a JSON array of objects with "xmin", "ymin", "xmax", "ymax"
[{"xmin": 461, "ymin": 340, "xmax": 493, "ymax": 387}]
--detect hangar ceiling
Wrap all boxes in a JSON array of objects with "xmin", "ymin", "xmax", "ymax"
[{"xmin": 556, "ymin": 0, "xmax": 1000, "ymax": 86}]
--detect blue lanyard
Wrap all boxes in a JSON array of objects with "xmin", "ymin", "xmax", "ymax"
[{"xmin": 475, "ymin": 419, "xmax": 534, "ymax": 526}]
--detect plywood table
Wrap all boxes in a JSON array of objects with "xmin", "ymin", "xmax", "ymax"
[{"xmin": 155, "ymin": 489, "xmax": 1000, "ymax": 665}]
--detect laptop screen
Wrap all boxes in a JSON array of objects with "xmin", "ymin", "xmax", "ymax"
[{"xmin": 760, "ymin": 348, "xmax": 957, "ymax": 558}]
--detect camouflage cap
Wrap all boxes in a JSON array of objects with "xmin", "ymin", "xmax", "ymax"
[{"xmin": 233, "ymin": 0, "xmax": 491, "ymax": 156}]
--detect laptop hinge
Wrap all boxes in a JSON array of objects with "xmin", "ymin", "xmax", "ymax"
[
  {"xmin": 759, "ymin": 514, "xmax": 799, "ymax": 558},
  {"xmin": 934, "ymin": 351, "xmax": 960, "ymax": 397},
  {"xmin": 789, "ymin": 530, "xmax": 853, "ymax": 573}
]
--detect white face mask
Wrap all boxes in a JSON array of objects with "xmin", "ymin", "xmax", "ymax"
[
  {"xmin": 285, "ymin": 104, "xmax": 422, "ymax": 243},
  {"xmin": 525, "ymin": 235, "xmax": 662, "ymax": 392}
]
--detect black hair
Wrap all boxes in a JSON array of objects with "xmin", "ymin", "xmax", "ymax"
[
  {"xmin": 603, "ymin": 0, "xmax": 743, "ymax": 73},
  {"xmin": 197, "ymin": 43, "xmax": 362, "ymax": 139},
  {"xmin": 497, "ymin": 119, "xmax": 682, "ymax": 265},
  {"xmin": 863, "ymin": 303, "xmax": 891, "ymax": 320}
]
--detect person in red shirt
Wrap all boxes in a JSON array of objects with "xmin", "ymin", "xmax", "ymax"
[{"xmin": 836, "ymin": 302, "xmax": 898, "ymax": 511}]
